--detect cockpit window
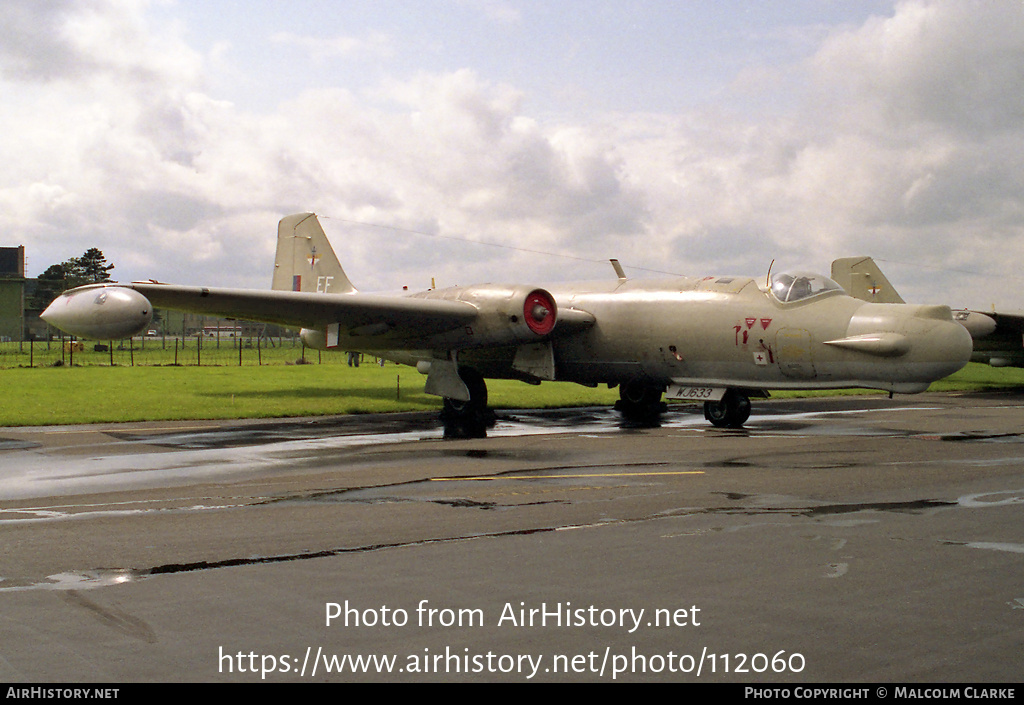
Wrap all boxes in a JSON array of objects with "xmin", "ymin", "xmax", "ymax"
[{"xmin": 770, "ymin": 271, "xmax": 844, "ymax": 303}]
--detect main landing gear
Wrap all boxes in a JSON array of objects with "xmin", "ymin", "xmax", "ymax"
[
  {"xmin": 440, "ymin": 368, "xmax": 495, "ymax": 439},
  {"xmin": 702, "ymin": 389, "xmax": 751, "ymax": 429},
  {"xmin": 441, "ymin": 372, "xmax": 753, "ymax": 436},
  {"xmin": 614, "ymin": 380, "xmax": 668, "ymax": 425}
]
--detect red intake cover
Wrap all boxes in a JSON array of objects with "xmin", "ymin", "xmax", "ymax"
[{"xmin": 523, "ymin": 290, "xmax": 556, "ymax": 336}]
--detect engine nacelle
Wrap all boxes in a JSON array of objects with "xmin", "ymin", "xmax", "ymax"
[
  {"xmin": 442, "ymin": 284, "xmax": 557, "ymax": 348},
  {"xmin": 40, "ymin": 286, "xmax": 153, "ymax": 340},
  {"xmin": 301, "ymin": 285, "xmax": 557, "ymax": 351},
  {"xmin": 299, "ymin": 328, "xmax": 328, "ymax": 350}
]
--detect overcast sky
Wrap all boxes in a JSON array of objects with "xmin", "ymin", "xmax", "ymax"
[{"xmin": 2, "ymin": 0, "xmax": 1023, "ymax": 309}]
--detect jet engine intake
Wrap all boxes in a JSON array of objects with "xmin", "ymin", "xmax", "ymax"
[
  {"xmin": 420, "ymin": 284, "xmax": 558, "ymax": 348},
  {"xmin": 522, "ymin": 289, "xmax": 556, "ymax": 336}
]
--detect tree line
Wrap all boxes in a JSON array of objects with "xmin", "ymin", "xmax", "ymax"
[{"xmin": 32, "ymin": 248, "xmax": 114, "ymax": 309}]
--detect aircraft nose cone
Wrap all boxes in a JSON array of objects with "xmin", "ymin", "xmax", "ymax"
[{"xmin": 845, "ymin": 303, "xmax": 972, "ymax": 392}]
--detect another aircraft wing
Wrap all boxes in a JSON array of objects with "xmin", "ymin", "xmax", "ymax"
[{"xmin": 953, "ymin": 308, "xmax": 1024, "ymax": 367}]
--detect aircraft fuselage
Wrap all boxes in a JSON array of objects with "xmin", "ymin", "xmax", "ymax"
[{"xmin": 352, "ymin": 274, "xmax": 970, "ymax": 396}]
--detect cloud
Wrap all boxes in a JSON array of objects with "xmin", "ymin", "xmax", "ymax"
[
  {"xmin": 3, "ymin": 0, "xmax": 1023, "ymax": 312},
  {"xmin": 270, "ymin": 31, "xmax": 395, "ymax": 63},
  {"xmin": 0, "ymin": 0, "xmax": 201, "ymax": 86},
  {"xmin": 602, "ymin": 1, "xmax": 1024, "ymax": 306},
  {"xmin": 811, "ymin": 0, "xmax": 1024, "ymax": 136},
  {"xmin": 454, "ymin": 0, "xmax": 522, "ymax": 25}
]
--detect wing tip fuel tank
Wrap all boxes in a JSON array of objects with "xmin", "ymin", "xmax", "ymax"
[{"xmin": 40, "ymin": 286, "xmax": 153, "ymax": 340}]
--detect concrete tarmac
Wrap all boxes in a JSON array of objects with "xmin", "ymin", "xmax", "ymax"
[{"xmin": 1, "ymin": 393, "xmax": 1023, "ymax": 682}]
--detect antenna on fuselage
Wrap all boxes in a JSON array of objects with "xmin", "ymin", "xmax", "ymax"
[
  {"xmin": 766, "ymin": 259, "xmax": 775, "ymax": 288},
  {"xmin": 610, "ymin": 259, "xmax": 627, "ymax": 281}
]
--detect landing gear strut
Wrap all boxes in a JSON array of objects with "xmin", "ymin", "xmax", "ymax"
[
  {"xmin": 703, "ymin": 389, "xmax": 751, "ymax": 428},
  {"xmin": 440, "ymin": 368, "xmax": 494, "ymax": 438},
  {"xmin": 615, "ymin": 380, "xmax": 667, "ymax": 424}
]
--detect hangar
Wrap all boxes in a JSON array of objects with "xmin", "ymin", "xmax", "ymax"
[{"xmin": 0, "ymin": 246, "xmax": 26, "ymax": 342}]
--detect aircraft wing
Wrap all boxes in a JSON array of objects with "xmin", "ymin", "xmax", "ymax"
[
  {"xmin": 40, "ymin": 212, "xmax": 595, "ymax": 367},
  {"xmin": 41, "ymin": 281, "xmax": 483, "ymax": 344},
  {"xmin": 128, "ymin": 282, "xmax": 479, "ymax": 337},
  {"xmin": 43, "ymin": 279, "xmax": 596, "ymax": 350}
]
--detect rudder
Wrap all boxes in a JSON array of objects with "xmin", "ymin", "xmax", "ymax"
[{"xmin": 272, "ymin": 213, "xmax": 357, "ymax": 294}]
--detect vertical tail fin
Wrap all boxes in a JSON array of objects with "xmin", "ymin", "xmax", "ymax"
[
  {"xmin": 271, "ymin": 213, "xmax": 356, "ymax": 294},
  {"xmin": 830, "ymin": 256, "xmax": 905, "ymax": 304}
]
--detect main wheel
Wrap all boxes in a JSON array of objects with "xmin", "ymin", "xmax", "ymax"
[
  {"xmin": 703, "ymin": 389, "xmax": 751, "ymax": 428},
  {"xmin": 440, "ymin": 368, "xmax": 492, "ymax": 438},
  {"xmin": 615, "ymin": 380, "xmax": 666, "ymax": 423}
]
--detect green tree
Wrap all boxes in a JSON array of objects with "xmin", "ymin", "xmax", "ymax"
[
  {"xmin": 73, "ymin": 247, "xmax": 115, "ymax": 284},
  {"xmin": 32, "ymin": 249, "xmax": 115, "ymax": 308}
]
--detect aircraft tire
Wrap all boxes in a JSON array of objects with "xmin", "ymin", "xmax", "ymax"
[
  {"xmin": 703, "ymin": 390, "xmax": 751, "ymax": 428},
  {"xmin": 615, "ymin": 381, "xmax": 667, "ymax": 422},
  {"xmin": 441, "ymin": 368, "xmax": 493, "ymax": 438}
]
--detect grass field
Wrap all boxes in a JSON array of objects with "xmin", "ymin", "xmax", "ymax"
[
  {"xmin": 1, "ymin": 355, "xmax": 1022, "ymax": 427},
  {"xmin": 0, "ymin": 361, "xmax": 619, "ymax": 426}
]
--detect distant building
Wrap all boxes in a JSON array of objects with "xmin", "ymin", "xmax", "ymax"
[{"xmin": 0, "ymin": 246, "xmax": 25, "ymax": 341}]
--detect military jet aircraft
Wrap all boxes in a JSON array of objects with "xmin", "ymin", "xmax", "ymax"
[
  {"xmin": 42, "ymin": 214, "xmax": 972, "ymax": 436},
  {"xmin": 832, "ymin": 256, "xmax": 1024, "ymax": 369}
]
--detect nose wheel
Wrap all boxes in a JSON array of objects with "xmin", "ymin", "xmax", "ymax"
[{"xmin": 703, "ymin": 389, "xmax": 751, "ymax": 428}]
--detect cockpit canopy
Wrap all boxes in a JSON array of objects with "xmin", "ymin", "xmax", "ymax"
[{"xmin": 770, "ymin": 271, "xmax": 845, "ymax": 303}]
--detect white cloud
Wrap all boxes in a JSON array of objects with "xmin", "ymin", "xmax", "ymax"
[
  {"xmin": 811, "ymin": 0, "xmax": 1024, "ymax": 136},
  {"xmin": 2, "ymin": 1, "xmax": 1023, "ymax": 311},
  {"xmin": 0, "ymin": 0, "xmax": 201, "ymax": 86},
  {"xmin": 454, "ymin": 0, "xmax": 522, "ymax": 25},
  {"xmin": 270, "ymin": 31, "xmax": 394, "ymax": 63}
]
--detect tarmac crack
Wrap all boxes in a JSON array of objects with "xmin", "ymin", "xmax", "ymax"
[
  {"xmin": 145, "ymin": 526, "xmax": 562, "ymax": 576},
  {"xmin": 256, "ymin": 462, "xmax": 674, "ymax": 509},
  {"xmin": 688, "ymin": 498, "xmax": 955, "ymax": 518},
  {"xmin": 0, "ymin": 495, "xmax": 962, "ymax": 591},
  {"xmin": 129, "ymin": 497, "xmax": 959, "ymax": 577}
]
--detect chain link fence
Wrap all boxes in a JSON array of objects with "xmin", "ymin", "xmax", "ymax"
[{"xmin": 0, "ymin": 334, "xmax": 373, "ymax": 368}]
